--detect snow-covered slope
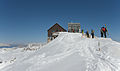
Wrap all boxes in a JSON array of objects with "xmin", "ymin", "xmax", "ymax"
[{"xmin": 1, "ymin": 32, "xmax": 120, "ymax": 71}]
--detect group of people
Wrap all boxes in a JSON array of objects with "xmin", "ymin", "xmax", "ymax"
[
  {"xmin": 81, "ymin": 24, "xmax": 108, "ymax": 38},
  {"xmin": 81, "ymin": 29, "xmax": 95, "ymax": 38}
]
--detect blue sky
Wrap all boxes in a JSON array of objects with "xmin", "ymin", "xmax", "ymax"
[{"xmin": 0, "ymin": 0, "xmax": 120, "ymax": 44}]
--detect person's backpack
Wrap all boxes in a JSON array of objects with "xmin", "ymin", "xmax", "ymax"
[{"xmin": 102, "ymin": 28, "xmax": 106, "ymax": 32}]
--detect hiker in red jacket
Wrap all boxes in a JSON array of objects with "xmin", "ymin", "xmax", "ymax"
[{"xmin": 101, "ymin": 27, "xmax": 107, "ymax": 38}]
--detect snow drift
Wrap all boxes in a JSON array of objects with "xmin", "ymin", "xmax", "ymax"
[{"xmin": 0, "ymin": 32, "xmax": 120, "ymax": 71}]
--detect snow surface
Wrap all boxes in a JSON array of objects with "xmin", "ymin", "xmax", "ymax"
[{"xmin": 0, "ymin": 32, "xmax": 120, "ymax": 71}]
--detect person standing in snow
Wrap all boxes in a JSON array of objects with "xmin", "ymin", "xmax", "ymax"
[
  {"xmin": 81, "ymin": 29, "xmax": 84, "ymax": 36},
  {"xmin": 91, "ymin": 29, "xmax": 94, "ymax": 38},
  {"xmin": 100, "ymin": 26, "xmax": 108, "ymax": 38},
  {"xmin": 86, "ymin": 30, "xmax": 89, "ymax": 38}
]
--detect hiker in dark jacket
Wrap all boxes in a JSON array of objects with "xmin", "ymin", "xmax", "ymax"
[
  {"xmin": 91, "ymin": 29, "xmax": 94, "ymax": 38},
  {"xmin": 101, "ymin": 27, "xmax": 107, "ymax": 38},
  {"xmin": 86, "ymin": 30, "xmax": 89, "ymax": 38}
]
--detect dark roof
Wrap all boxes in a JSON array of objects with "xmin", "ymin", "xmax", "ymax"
[{"xmin": 48, "ymin": 23, "xmax": 66, "ymax": 31}]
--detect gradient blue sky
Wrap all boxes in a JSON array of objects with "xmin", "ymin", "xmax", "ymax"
[{"xmin": 0, "ymin": 0, "xmax": 120, "ymax": 44}]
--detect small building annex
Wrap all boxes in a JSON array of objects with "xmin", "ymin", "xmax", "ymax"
[
  {"xmin": 47, "ymin": 23, "xmax": 67, "ymax": 42},
  {"xmin": 68, "ymin": 23, "xmax": 81, "ymax": 33}
]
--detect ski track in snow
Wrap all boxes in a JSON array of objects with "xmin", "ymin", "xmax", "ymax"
[{"xmin": 0, "ymin": 32, "xmax": 120, "ymax": 71}]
